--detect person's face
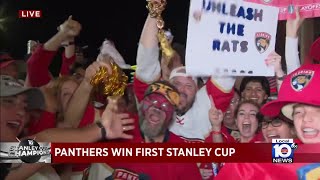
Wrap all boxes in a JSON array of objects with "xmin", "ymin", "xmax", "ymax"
[
  {"xmin": 236, "ymin": 103, "xmax": 259, "ymax": 139},
  {"xmin": 0, "ymin": 94, "xmax": 27, "ymax": 141},
  {"xmin": 223, "ymin": 92, "xmax": 240, "ymax": 126},
  {"xmin": 0, "ymin": 63, "xmax": 18, "ymax": 79},
  {"xmin": 262, "ymin": 118, "xmax": 295, "ymax": 143},
  {"xmin": 170, "ymin": 76, "xmax": 197, "ymax": 114},
  {"xmin": 140, "ymin": 94, "xmax": 174, "ymax": 139},
  {"xmin": 60, "ymin": 80, "xmax": 78, "ymax": 112},
  {"xmin": 242, "ymin": 81, "xmax": 268, "ymax": 105},
  {"xmin": 292, "ymin": 104, "xmax": 320, "ymax": 144}
]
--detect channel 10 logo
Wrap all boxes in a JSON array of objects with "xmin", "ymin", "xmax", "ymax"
[{"xmin": 272, "ymin": 139, "xmax": 297, "ymax": 163}]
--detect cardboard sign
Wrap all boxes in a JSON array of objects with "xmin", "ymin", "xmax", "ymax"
[
  {"xmin": 186, "ymin": 0, "xmax": 279, "ymax": 76},
  {"xmin": 244, "ymin": 0, "xmax": 320, "ymax": 20}
]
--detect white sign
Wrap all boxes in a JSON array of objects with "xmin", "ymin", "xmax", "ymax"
[{"xmin": 186, "ymin": 0, "xmax": 279, "ymax": 76}]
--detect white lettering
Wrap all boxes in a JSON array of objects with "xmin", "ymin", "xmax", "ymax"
[
  {"xmin": 111, "ymin": 148, "xmax": 132, "ymax": 156},
  {"xmin": 214, "ymin": 148, "xmax": 235, "ymax": 156}
]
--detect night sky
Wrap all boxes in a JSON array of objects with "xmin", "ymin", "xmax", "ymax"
[{"xmin": 1, "ymin": 0, "xmax": 190, "ymax": 67}]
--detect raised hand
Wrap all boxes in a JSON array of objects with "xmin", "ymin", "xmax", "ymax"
[
  {"xmin": 208, "ymin": 95, "xmax": 223, "ymax": 131},
  {"xmin": 100, "ymin": 97, "xmax": 135, "ymax": 140},
  {"xmin": 286, "ymin": 7, "xmax": 305, "ymax": 38},
  {"xmin": 265, "ymin": 51, "xmax": 283, "ymax": 76},
  {"xmin": 58, "ymin": 16, "xmax": 82, "ymax": 38}
]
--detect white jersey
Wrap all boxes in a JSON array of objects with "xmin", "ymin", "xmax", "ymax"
[{"xmin": 169, "ymin": 87, "xmax": 212, "ymax": 140}]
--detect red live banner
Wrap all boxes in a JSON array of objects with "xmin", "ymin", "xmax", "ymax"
[
  {"xmin": 50, "ymin": 143, "xmax": 320, "ymax": 163},
  {"xmin": 18, "ymin": 10, "xmax": 42, "ymax": 18}
]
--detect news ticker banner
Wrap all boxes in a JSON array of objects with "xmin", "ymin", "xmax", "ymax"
[{"xmin": 1, "ymin": 139, "xmax": 320, "ymax": 164}]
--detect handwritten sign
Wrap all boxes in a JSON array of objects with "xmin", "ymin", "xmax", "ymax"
[
  {"xmin": 244, "ymin": 0, "xmax": 320, "ymax": 20},
  {"xmin": 185, "ymin": 0, "xmax": 279, "ymax": 76}
]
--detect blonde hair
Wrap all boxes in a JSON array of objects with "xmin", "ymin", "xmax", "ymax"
[{"xmin": 52, "ymin": 76, "xmax": 79, "ymax": 123}]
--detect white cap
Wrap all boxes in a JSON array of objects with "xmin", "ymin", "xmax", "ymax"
[{"xmin": 169, "ymin": 66, "xmax": 198, "ymax": 85}]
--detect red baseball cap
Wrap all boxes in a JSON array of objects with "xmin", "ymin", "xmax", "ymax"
[
  {"xmin": 310, "ymin": 37, "xmax": 320, "ymax": 62},
  {"xmin": 0, "ymin": 53, "xmax": 16, "ymax": 69},
  {"xmin": 260, "ymin": 64, "xmax": 320, "ymax": 120}
]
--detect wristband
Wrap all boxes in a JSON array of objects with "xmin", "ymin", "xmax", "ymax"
[{"xmin": 96, "ymin": 122, "xmax": 107, "ymax": 141}]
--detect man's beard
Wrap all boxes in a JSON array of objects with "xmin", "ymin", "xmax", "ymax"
[
  {"xmin": 176, "ymin": 93, "xmax": 195, "ymax": 116},
  {"xmin": 140, "ymin": 117, "xmax": 167, "ymax": 139}
]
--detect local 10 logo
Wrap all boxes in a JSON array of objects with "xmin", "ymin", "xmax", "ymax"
[{"xmin": 272, "ymin": 139, "xmax": 298, "ymax": 163}]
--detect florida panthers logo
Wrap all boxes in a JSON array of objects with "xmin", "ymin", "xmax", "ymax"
[
  {"xmin": 297, "ymin": 163, "xmax": 320, "ymax": 180},
  {"xmin": 291, "ymin": 70, "xmax": 314, "ymax": 91},
  {"xmin": 255, "ymin": 32, "xmax": 271, "ymax": 54}
]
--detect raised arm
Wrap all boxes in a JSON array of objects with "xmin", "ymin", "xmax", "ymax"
[
  {"xmin": 27, "ymin": 16, "xmax": 81, "ymax": 87},
  {"xmin": 207, "ymin": 76, "xmax": 236, "ymax": 113},
  {"xmin": 63, "ymin": 59, "xmax": 112, "ymax": 128},
  {"xmin": 285, "ymin": 8, "xmax": 304, "ymax": 74},
  {"xmin": 136, "ymin": 1, "xmax": 162, "ymax": 83},
  {"xmin": 60, "ymin": 38, "xmax": 76, "ymax": 76},
  {"xmin": 34, "ymin": 99, "xmax": 135, "ymax": 142},
  {"xmin": 208, "ymin": 96, "xmax": 224, "ymax": 143}
]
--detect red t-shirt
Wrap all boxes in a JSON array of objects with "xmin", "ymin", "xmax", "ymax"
[
  {"xmin": 77, "ymin": 104, "xmax": 96, "ymax": 128},
  {"xmin": 27, "ymin": 111, "xmax": 56, "ymax": 136},
  {"xmin": 60, "ymin": 52, "xmax": 76, "ymax": 76}
]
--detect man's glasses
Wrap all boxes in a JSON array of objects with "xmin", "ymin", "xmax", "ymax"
[{"xmin": 261, "ymin": 119, "xmax": 283, "ymax": 129}]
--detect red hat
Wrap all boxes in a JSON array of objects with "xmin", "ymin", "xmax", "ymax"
[
  {"xmin": 260, "ymin": 64, "xmax": 320, "ymax": 120},
  {"xmin": 0, "ymin": 53, "xmax": 16, "ymax": 69},
  {"xmin": 310, "ymin": 37, "xmax": 320, "ymax": 62}
]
